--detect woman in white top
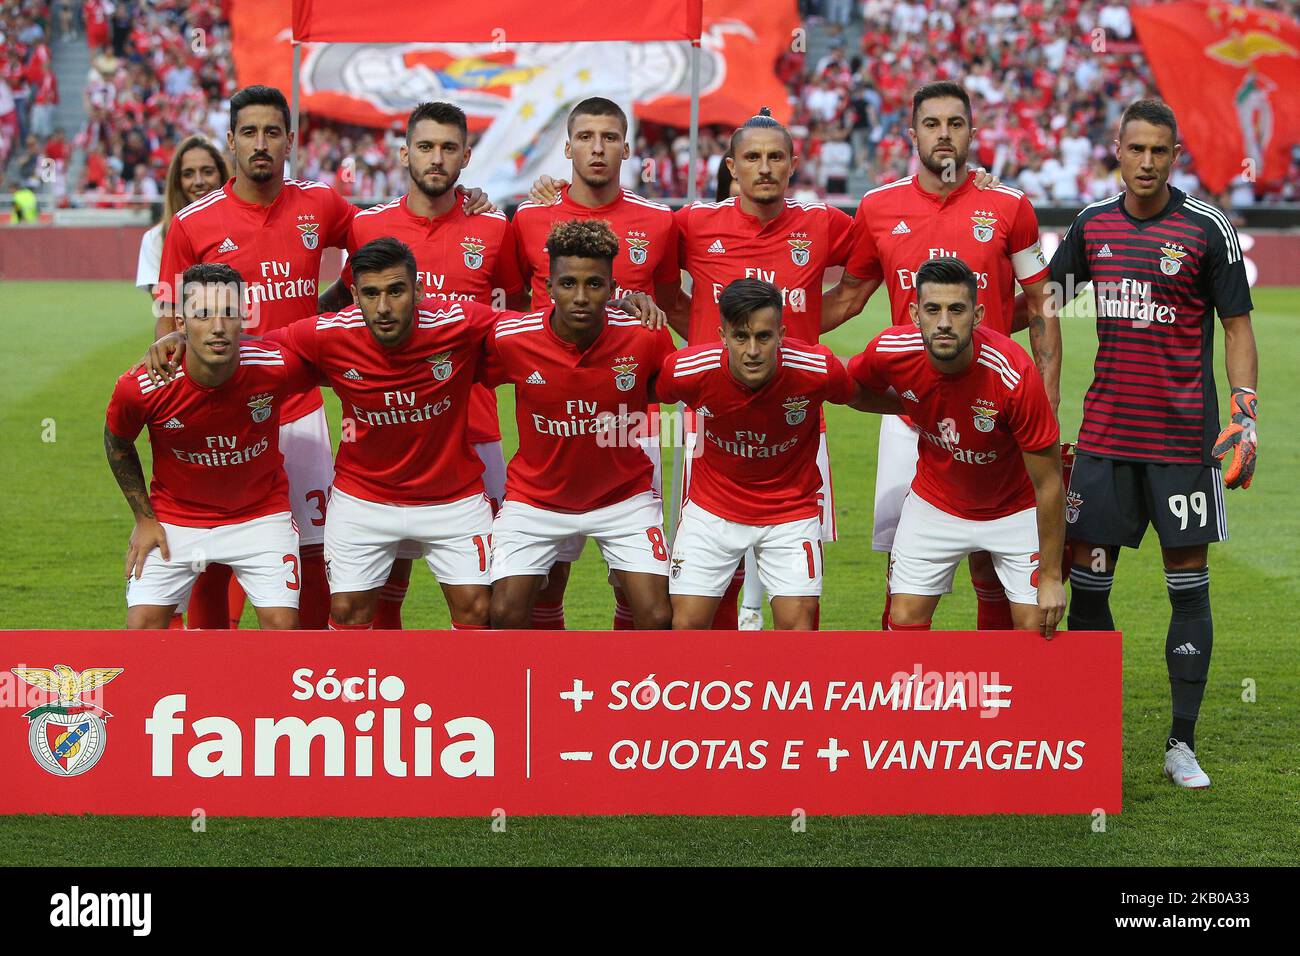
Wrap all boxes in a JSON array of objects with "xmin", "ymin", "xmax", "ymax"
[{"xmin": 135, "ymin": 135, "xmax": 228, "ymax": 294}]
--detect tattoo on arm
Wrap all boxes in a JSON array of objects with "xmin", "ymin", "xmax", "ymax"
[{"xmin": 104, "ymin": 426, "xmax": 155, "ymax": 520}]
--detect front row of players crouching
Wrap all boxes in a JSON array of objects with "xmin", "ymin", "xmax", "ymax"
[{"xmin": 110, "ymin": 229, "xmax": 1065, "ymax": 633}]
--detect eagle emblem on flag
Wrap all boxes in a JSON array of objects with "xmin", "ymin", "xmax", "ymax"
[
  {"xmin": 971, "ymin": 212, "xmax": 997, "ymax": 243},
  {"xmin": 789, "ymin": 237, "xmax": 812, "ymax": 266},
  {"xmin": 428, "ymin": 352, "xmax": 453, "ymax": 380},
  {"xmin": 297, "ymin": 222, "xmax": 320, "ymax": 250},
  {"xmin": 248, "ymin": 393, "xmax": 274, "ymax": 423},
  {"xmin": 783, "ymin": 398, "xmax": 809, "ymax": 426},
  {"xmin": 612, "ymin": 359, "xmax": 638, "ymax": 392},
  {"xmin": 1159, "ymin": 244, "xmax": 1188, "ymax": 276},
  {"xmin": 461, "ymin": 240, "xmax": 485, "ymax": 270}
]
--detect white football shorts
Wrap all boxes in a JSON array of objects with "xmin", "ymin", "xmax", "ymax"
[
  {"xmin": 325, "ymin": 489, "xmax": 493, "ymax": 592},
  {"xmin": 871, "ymin": 414, "xmax": 921, "ymax": 553},
  {"xmin": 280, "ymin": 406, "xmax": 335, "ymax": 548},
  {"xmin": 126, "ymin": 512, "xmax": 301, "ymax": 609},
  {"xmin": 670, "ymin": 501, "xmax": 823, "ymax": 598},
  {"xmin": 396, "ymin": 441, "xmax": 505, "ymax": 561},
  {"xmin": 889, "ymin": 493, "xmax": 1040, "ymax": 605},
  {"xmin": 492, "ymin": 490, "xmax": 668, "ymax": 581}
]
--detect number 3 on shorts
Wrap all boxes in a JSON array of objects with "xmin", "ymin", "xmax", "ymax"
[
  {"xmin": 283, "ymin": 554, "xmax": 300, "ymax": 590},
  {"xmin": 646, "ymin": 527, "xmax": 668, "ymax": 561}
]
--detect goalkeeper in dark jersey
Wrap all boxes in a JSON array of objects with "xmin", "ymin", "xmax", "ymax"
[{"xmin": 1049, "ymin": 100, "xmax": 1258, "ymax": 790}]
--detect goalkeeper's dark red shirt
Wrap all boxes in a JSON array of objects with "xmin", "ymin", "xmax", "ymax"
[{"xmin": 1049, "ymin": 186, "xmax": 1252, "ymax": 466}]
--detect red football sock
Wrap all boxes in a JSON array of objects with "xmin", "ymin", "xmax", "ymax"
[
  {"xmin": 328, "ymin": 617, "xmax": 373, "ymax": 630},
  {"xmin": 168, "ymin": 612, "xmax": 186, "ymax": 630},
  {"xmin": 710, "ymin": 567, "xmax": 744, "ymax": 630},
  {"xmin": 188, "ymin": 564, "xmax": 233, "ymax": 629},
  {"xmin": 972, "ymin": 575, "xmax": 1013, "ymax": 630},
  {"xmin": 226, "ymin": 577, "xmax": 247, "ymax": 629},
  {"xmin": 888, "ymin": 616, "xmax": 932, "ymax": 631},
  {"xmin": 612, "ymin": 593, "xmax": 635, "ymax": 630},
  {"xmin": 299, "ymin": 545, "xmax": 330, "ymax": 630},
  {"xmin": 451, "ymin": 621, "xmax": 487, "ymax": 630},
  {"xmin": 530, "ymin": 600, "xmax": 565, "ymax": 630},
  {"xmin": 374, "ymin": 581, "xmax": 409, "ymax": 630}
]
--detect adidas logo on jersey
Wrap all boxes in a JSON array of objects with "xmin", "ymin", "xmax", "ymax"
[
  {"xmin": 162, "ymin": 417, "xmax": 184, "ymax": 429},
  {"xmin": 901, "ymin": 389, "xmax": 919, "ymax": 402},
  {"xmin": 707, "ymin": 239, "xmax": 726, "ymax": 254},
  {"xmin": 892, "ymin": 220, "xmax": 911, "ymax": 235},
  {"xmin": 344, "ymin": 368, "xmax": 363, "ymax": 381},
  {"xmin": 1097, "ymin": 244, "xmax": 1113, "ymax": 258},
  {"xmin": 526, "ymin": 371, "xmax": 547, "ymax": 385},
  {"xmin": 696, "ymin": 405, "xmax": 712, "ymax": 417},
  {"xmin": 1171, "ymin": 642, "xmax": 1201, "ymax": 655},
  {"xmin": 218, "ymin": 237, "xmax": 239, "ymax": 253}
]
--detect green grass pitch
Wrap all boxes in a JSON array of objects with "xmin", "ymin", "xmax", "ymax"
[{"xmin": 1, "ymin": 281, "xmax": 1296, "ymax": 865}]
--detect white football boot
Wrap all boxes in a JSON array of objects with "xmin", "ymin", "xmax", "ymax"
[
  {"xmin": 737, "ymin": 606, "xmax": 764, "ymax": 631},
  {"xmin": 1164, "ymin": 741, "xmax": 1211, "ymax": 789}
]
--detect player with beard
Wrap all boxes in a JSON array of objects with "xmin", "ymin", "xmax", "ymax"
[
  {"xmin": 514, "ymin": 97, "xmax": 685, "ymax": 631},
  {"xmin": 822, "ymin": 81, "xmax": 1061, "ymax": 632},
  {"xmin": 155, "ymin": 85, "xmax": 354, "ymax": 630},
  {"xmin": 846, "ymin": 257, "xmax": 1065, "ymax": 637},
  {"xmin": 316, "ymin": 101, "xmax": 525, "ymax": 629},
  {"xmin": 1050, "ymin": 100, "xmax": 1258, "ymax": 789}
]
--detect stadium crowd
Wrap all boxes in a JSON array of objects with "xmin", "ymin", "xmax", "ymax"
[{"xmin": 3, "ymin": 0, "xmax": 1299, "ymax": 214}]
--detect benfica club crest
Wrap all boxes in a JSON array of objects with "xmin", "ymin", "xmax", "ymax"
[
  {"xmin": 297, "ymin": 222, "xmax": 320, "ymax": 250},
  {"xmin": 671, "ymin": 557, "xmax": 684, "ymax": 580},
  {"xmin": 1066, "ymin": 491, "xmax": 1083, "ymax": 524},
  {"xmin": 12, "ymin": 664, "xmax": 122, "ymax": 777},
  {"xmin": 971, "ymin": 211, "xmax": 997, "ymax": 243},
  {"xmin": 428, "ymin": 351, "xmax": 453, "ymax": 380},
  {"xmin": 1159, "ymin": 244, "xmax": 1187, "ymax": 276},
  {"xmin": 971, "ymin": 403, "xmax": 999, "ymax": 433},
  {"xmin": 461, "ymin": 239, "xmax": 485, "ymax": 270},
  {"xmin": 248, "ymin": 393, "xmax": 274, "ymax": 423},
  {"xmin": 788, "ymin": 236, "xmax": 811, "ymax": 267},
  {"xmin": 612, "ymin": 359, "xmax": 638, "ymax": 392},
  {"xmin": 783, "ymin": 397, "xmax": 809, "ymax": 426},
  {"xmin": 627, "ymin": 237, "xmax": 650, "ymax": 266}
]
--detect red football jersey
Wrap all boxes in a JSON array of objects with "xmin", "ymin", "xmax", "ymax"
[
  {"xmin": 675, "ymin": 197, "xmax": 854, "ymax": 345},
  {"xmin": 105, "ymin": 342, "xmax": 316, "ymax": 527},
  {"xmin": 483, "ymin": 309, "xmax": 676, "ymax": 513},
  {"xmin": 267, "ymin": 297, "xmax": 506, "ymax": 507},
  {"xmin": 845, "ymin": 172, "xmax": 1048, "ymax": 331},
  {"xmin": 156, "ymin": 178, "xmax": 356, "ymax": 422},
  {"xmin": 509, "ymin": 186, "xmax": 679, "ymax": 308},
  {"xmin": 343, "ymin": 189, "xmax": 524, "ymax": 445},
  {"xmin": 847, "ymin": 325, "xmax": 1058, "ymax": 520},
  {"xmin": 657, "ymin": 339, "xmax": 856, "ymax": 526}
]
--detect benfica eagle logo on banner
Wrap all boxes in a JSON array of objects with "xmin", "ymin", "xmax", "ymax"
[{"xmin": 12, "ymin": 664, "xmax": 122, "ymax": 777}]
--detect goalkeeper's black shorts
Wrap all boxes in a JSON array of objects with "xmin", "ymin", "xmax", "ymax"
[{"xmin": 1065, "ymin": 453, "xmax": 1228, "ymax": 550}]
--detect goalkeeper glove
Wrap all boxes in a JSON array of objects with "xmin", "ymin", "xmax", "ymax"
[{"xmin": 1212, "ymin": 387, "xmax": 1257, "ymax": 489}]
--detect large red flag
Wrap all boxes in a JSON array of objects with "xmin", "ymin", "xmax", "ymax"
[
  {"xmin": 1132, "ymin": 0, "xmax": 1300, "ymax": 193},
  {"xmin": 231, "ymin": 0, "xmax": 796, "ymax": 131},
  {"xmin": 292, "ymin": 0, "xmax": 702, "ymax": 42}
]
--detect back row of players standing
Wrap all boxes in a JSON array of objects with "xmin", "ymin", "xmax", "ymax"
[{"xmin": 135, "ymin": 82, "xmax": 1061, "ymax": 636}]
